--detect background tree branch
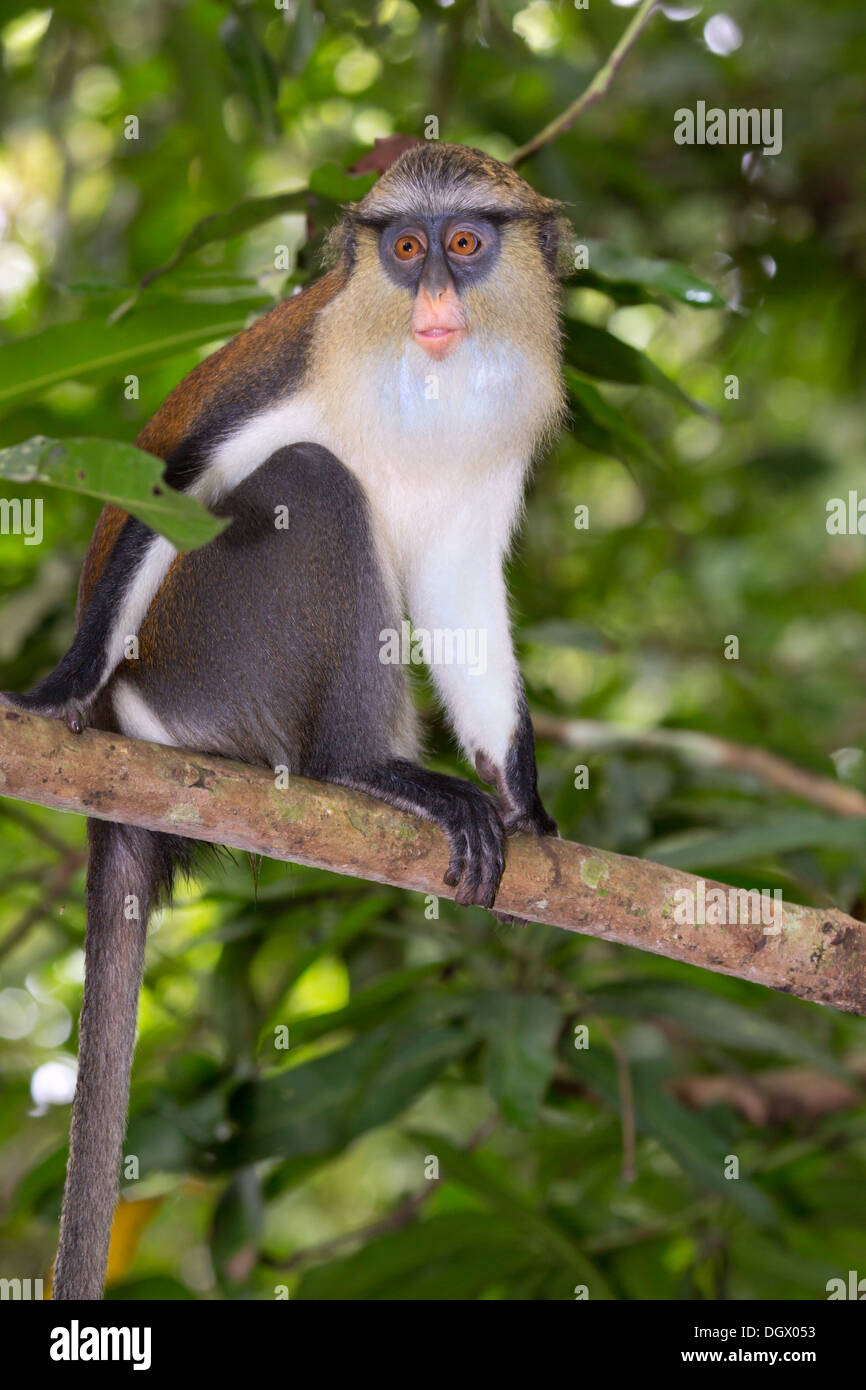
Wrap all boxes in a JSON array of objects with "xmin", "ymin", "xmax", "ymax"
[
  {"xmin": 532, "ymin": 714, "xmax": 866, "ymax": 818},
  {"xmin": 2, "ymin": 703, "xmax": 865, "ymax": 1016},
  {"xmin": 508, "ymin": 0, "xmax": 659, "ymax": 167}
]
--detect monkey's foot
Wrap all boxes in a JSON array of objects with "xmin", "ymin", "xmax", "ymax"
[
  {"xmin": 2, "ymin": 690, "xmax": 89, "ymax": 734},
  {"xmin": 501, "ymin": 795, "xmax": 559, "ymax": 839}
]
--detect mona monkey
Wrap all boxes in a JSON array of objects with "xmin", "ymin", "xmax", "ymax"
[{"xmin": 7, "ymin": 143, "xmax": 569, "ymax": 1298}]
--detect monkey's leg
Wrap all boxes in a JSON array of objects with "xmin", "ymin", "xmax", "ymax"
[
  {"xmin": 53, "ymin": 821, "xmax": 189, "ymax": 1300},
  {"xmin": 406, "ymin": 518, "xmax": 557, "ymax": 839}
]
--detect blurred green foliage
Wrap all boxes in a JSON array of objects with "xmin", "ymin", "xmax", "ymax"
[{"xmin": 1, "ymin": 0, "xmax": 866, "ymax": 1301}]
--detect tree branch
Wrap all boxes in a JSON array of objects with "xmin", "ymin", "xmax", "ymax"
[
  {"xmin": 508, "ymin": 0, "xmax": 659, "ymax": 168},
  {"xmin": 674, "ymin": 1061, "xmax": 866, "ymax": 1126},
  {"xmin": 532, "ymin": 714, "xmax": 866, "ymax": 819},
  {"xmin": 2, "ymin": 703, "xmax": 865, "ymax": 1014}
]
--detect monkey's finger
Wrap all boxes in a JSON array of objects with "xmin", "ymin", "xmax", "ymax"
[
  {"xmin": 471, "ymin": 827, "xmax": 506, "ymax": 907},
  {"xmin": 454, "ymin": 803, "xmax": 506, "ymax": 908},
  {"xmin": 443, "ymin": 826, "xmax": 469, "ymax": 888},
  {"xmin": 455, "ymin": 849, "xmax": 501, "ymax": 908}
]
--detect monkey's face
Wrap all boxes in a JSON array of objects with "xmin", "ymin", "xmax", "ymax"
[
  {"xmin": 330, "ymin": 145, "xmax": 568, "ymax": 372},
  {"xmin": 317, "ymin": 146, "xmax": 567, "ymax": 457},
  {"xmin": 375, "ymin": 215, "xmax": 503, "ymax": 360}
]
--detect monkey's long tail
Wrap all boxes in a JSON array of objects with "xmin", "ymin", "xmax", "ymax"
[{"xmin": 53, "ymin": 820, "xmax": 189, "ymax": 1300}]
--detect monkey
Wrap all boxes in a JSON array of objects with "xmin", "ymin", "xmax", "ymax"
[{"xmin": 6, "ymin": 143, "xmax": 569, "ymax": 1299}]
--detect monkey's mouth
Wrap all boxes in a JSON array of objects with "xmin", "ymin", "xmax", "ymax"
[{"xmin": 412, "ymin": 325, "xmax": 466, "ymax": 357}]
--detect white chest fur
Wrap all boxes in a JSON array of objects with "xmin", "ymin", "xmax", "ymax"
[{"xmin": 202, "ymin": 336, "xmax": 548, "ymax": 587}]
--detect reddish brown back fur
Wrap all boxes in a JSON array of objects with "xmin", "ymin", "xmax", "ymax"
[{"xmin": 77, "ymin": 267, "xmax": 348, "ymax": 617}]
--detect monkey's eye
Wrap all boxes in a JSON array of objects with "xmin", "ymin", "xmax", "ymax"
[
  {"xmin": 394, "ymin": 234, "xmax": 425, "ymax": 261},
  {"xmin": 448, "ymin": 229, "xmax": 481, "ymax": 256}
]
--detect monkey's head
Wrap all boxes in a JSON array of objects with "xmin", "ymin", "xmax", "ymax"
[{"xmin": 327, "ymin": 143, "xmax": 570, "ymax": 364}]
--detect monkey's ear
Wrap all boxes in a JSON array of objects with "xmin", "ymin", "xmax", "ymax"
[
  {"xmin": 539, "ymin": 216, "xmax": 561, "ymax": 273},
  {"xmin": 322, "ymin": 217, "xmax": 354, "ymax": 269},
  {"xmin": 544, "ymin": 213, "xmax": 575, "ymax": 278}
]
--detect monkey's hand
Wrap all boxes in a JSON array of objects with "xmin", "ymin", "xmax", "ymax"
[
  {"xmin": 344, "ymin": 763, "xmax": 507, "ymax": 909},
  {"xmin": 439, "ymin": 783, "xmax": 507, "ymax": 909}
]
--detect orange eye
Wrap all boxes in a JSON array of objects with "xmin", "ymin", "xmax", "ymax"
[
  {"xmin": 448, "ymin": 229, "xmax": 480, "ymax": 256},
  {"xmin": 394, "ymin": 234, "xmax": 424, "ymax": 261}
]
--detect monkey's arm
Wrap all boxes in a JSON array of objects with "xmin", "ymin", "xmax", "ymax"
[{"xmin": 406, "ymin": 518, "xmax": 557, "ymax": 838}]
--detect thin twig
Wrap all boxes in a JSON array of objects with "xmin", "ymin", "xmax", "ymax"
[{"xmin": 509, "ymin": 0, "xmax": 659, "ymax": 167}]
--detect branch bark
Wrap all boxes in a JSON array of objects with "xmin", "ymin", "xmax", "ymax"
[
  {"xmin": 509, "ymin": 0, "xmax": 659, "ymax": 168},
  {"xmin": 2, "ymin": 703, "xmax": 865, "ymax": 1015}
]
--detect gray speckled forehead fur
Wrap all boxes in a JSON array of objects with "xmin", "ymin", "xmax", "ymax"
[{"xmin": 354, "ymin": 142, "xmax": 561, "ymax": 223}]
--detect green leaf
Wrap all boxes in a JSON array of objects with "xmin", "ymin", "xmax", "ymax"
[
  {"xmin": 475, "ymin": 992, "xmax": 561, "ymax": 1128},
  {"xmin": 294, "ymin": 1212, "xmax": 540, "ymax": 1300},
  {"xmin": 573, "ymin": 1049, "xmax": 777, "ymax": 1227},
  {"xmin": 10, "ymin": 1141, "xmax": 67, "ymax": 1218},
  {"xmin": 126, "ymin": 166, "xmax": 372, "ymax": 304},
  {"xmin": 565, "ymin": 318, "xmax": 710, "ymax": 415},
  {"xmin": 571, "ymin": 270, "xmax": 659, "ymax": 308},
  {"xmin": 287, "ymin": 0, "xmax": 321, "ymax": 74},
  {"xmin": 210, "ymin": 1168, "xmax": 263, "ymax": 1282},
  {"xmin": 408, "ymin": 1129, "xmax": 611, "ymax": 1294},
  {"xmin": 587, "ymin": 981, "xmax": 847, "ymax": 1075},
  {"xmin": 125, "ymin": 1087, "xmax": 231, "ymax": 1175},
  {"xmin": 728, "ymin": 1230, "xmax": 850, "ymax": 1300},
  {"xmin": 0, "ymin": 436, "xmax": 226, "ymax": 549},
  {"xmin": 307, "ymin": 162, "xmax": 378, "ymax": 203},
  {"xmin": 220, "ymin": 14, "xmax": 280, "ymax": 137},
  {"xmin": 648, "ymin": 811, "xmax": 866, "ymax": 869},
  {"xmin": 0, "ymin": 297, "xmax": 270, "ymax": 409},
  {"xmin": 222, "ymin": 1013, "xmax": 475, "ymax": 1167},
  {"xmin": 566, "ymin": 370, "xmax": 666, "ymax": 471},
  {"xmin": 280, "ymin": 964, "xmax": 457, "ymax": 1049},
  {"xmin": 138, "ymin": 195, "xmax": 308, "ymax": 293},
  {"xmin": 261, "ymin": 1152, "xmax": 333, "ymax": 1202},
  {"xmin": 252, "ymin": 890, "xmax": 400, "ymax": 1019},
  {"xmin": 583, "ymin": 241, "xmax": 726, "ymax": 308}
]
